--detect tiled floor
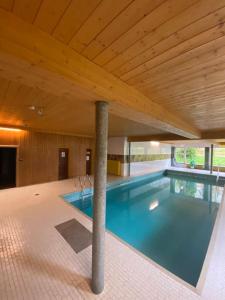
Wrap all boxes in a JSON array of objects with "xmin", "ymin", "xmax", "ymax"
[{"xmin": 0, "ymin": 176, "xmax": 225, "ymax": 299}]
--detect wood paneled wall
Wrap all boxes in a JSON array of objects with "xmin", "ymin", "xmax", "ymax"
[{"xmin": 0, "ymin": 130, "xmax": 93, "ymax": 186}]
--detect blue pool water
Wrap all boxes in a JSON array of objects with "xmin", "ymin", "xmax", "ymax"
[{"xmin": 63, "ymin": 172, "xmax": 223, "ymax": 286}]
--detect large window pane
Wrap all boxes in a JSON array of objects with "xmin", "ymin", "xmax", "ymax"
[
  {"xmin": 213, "ymin": 147, "xmax": 225, "ymax": 167},
  {"xmin": 175, "ymin": 147, "xmax": 185, "ymax": 163},
  {"xmin": 174, "ymin": 147, "xmax": 205, "ymax": 166}
]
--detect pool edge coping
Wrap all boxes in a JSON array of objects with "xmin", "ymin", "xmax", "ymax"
[{"xmin": 196, "ymin": 181, "xmax": 225, "ymax": 293}]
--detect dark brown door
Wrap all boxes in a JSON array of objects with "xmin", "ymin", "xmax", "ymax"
[
  {"xmin": 0, "ymin": 147, "xmax": 16, "ymax": 189},
  {"xmin": 58, "ymin": 148, "xmax": 69, "ymax": 180},
  {"xmin": 86, "ymin": 149, "xmax": 92, "ymax": 175}
]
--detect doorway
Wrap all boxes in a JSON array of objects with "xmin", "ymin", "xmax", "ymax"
[
  {"xmin": 86, "ymin": 149, "xmax": 92, "ymax": 175},
  {"xmin": 58, "ymin": 148, "xmax": 69, "ymax": 180},
  {"xmin": 0, "ymin": 147, "xmax": 17, "ymax": 189}
]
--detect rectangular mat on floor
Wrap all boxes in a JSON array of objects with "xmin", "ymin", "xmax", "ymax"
[{"xmin": 55, "ymin": 219, "xmax": 92, "ymax": 253}]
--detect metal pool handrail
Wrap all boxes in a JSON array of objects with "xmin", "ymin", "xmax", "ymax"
[{"xmin": 78, "ymin": 175, "xmax": 93, "ymax": 199}]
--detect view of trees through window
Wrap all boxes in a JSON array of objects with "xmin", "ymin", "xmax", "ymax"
[
  {"xmin": 175, "ymin": 147, "xmax": 225, "ymax": 167},
  {"xmin": 175, "ymin": 147, "xmax": 205, "ymax": 167}
]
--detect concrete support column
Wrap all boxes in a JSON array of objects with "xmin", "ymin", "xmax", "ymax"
[
  {"xmin": 171, "ymin": 146, "xmax": 175, "ymax": 166},
  {"xmin": 210, "ymin": 144, "xmax": 214, "ymax": 174},
  {"xmin": 92, "ymin": 101, "xmax": 108, "ymax": 294},
  {"xmin": 205, "ymin": 147, "xmax": 210, "ymax": 170},
  {"xmin": 128, "ymin": 142, "xmax": 131, "ymax": 176}
]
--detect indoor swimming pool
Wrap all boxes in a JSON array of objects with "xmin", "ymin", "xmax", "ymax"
[{"xmin": 63, "ymin": 171, "xmax": 223, "ymax": 286}]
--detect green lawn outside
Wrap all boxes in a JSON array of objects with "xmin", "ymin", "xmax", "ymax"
[
  {"xmin": 175, "ymin": 155, "xmax": 204, "ymax": 165},
  {"xmin": 213, "ymin": 157, "xmax": 225, "ymax": 166},
  {"xmin": 175, "ymin": 155, "xmax": 225, "ymax": 166}
]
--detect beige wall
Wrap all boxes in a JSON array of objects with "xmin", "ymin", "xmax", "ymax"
[
  {"xmin": 0, "ymin": 130, "xmax": 93, "ymax": 186},
  {"xmin": 107, "ymin": 137, "xmax": 128, "ymax": 176},
  {"xmin": 108, "ymin": 137, "xmax": 127, "ymax": 155}
]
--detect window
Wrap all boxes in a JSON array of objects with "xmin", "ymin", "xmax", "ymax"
[
  {"xmin": 174, "ymin": 147, "xmax": 205, "ymax": 166},
  {"xmin": 213, "ymin": 147, "xmax": 225, "ymax": 167}
]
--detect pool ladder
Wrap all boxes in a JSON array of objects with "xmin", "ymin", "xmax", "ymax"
[
  {"xmin": 216, "ymin": 167, "xmax": 220, "ymax": 183},
  {"xmin": 78, "ymin": 175, "xmax": 93, "ymax": 199}
]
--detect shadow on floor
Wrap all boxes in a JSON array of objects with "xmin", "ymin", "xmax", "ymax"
[{"xmin": 18, "ymin": 252, "xmax": 91, "ymax": 292}]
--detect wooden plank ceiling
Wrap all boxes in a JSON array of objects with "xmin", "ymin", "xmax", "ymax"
[
  {"xmin": 0, "ymin": 0, "xmax": 225, "ymax": 137},
  {"xmin": 0, "ymin": 75, "xmax": 164, "ymax": 137}
]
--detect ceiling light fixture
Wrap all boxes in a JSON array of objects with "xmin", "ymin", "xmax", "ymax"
[
  {"xmin": 150, "ymin": 141, "xmax": 160, "ymax": 146},
  {"xmin": 28, "ymin": 105, "xmax": 36, "ymax": 111},
  {"xmin": 0, "ymin": 127, "xmax": 22, "ymax": 132},
  {"xmin": 37, "ymin": 108, "xmax": 44, "ymax": 116},
  {"xmin": 28, "ymin": 105, "xmax": 44, "ymax": 116}
]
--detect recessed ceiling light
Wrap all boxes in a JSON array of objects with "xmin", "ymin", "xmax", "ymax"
[
  {"xmin": 28, "ymin": 105, "xmax": 36, "ymax": 111},
  {"xmin": 28, "ymin": 105, "xmax": 44, "ymax": 116},
  {"xmin": 37, "ymin": 108, "xmax": 44, "ymax": 116}
]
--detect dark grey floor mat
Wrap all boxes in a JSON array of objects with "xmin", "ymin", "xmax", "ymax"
[{"xmin": 55, "ymin": 219, "xmax": 92, "ymax": 253}]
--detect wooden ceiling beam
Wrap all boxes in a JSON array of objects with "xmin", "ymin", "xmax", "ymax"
[
  {"xmin": 202, "ymin": 130, "xmax": 225, "ymax": 140},
  {"xmin": 129, "ymin": 131, "xmax": 225, "ymax": 143},
  {"xmin": 128, "ymin": 133, "xmax": 189, "ymax": 142},
  {"xmin": 0, "ymin": 9, "xmax": 200, "ymax": 139}
]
